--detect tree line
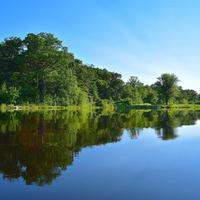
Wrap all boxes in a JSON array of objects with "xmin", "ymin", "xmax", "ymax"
[{"xmin": 0, "ymin": 32, "xmax": 199, "ymax": 106}]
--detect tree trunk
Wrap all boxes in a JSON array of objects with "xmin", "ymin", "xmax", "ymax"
[{"xmin": 39, "ymin": 77, "xmax": 46, "ymax": 102}]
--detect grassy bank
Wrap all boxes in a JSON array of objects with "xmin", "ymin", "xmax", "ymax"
[
  {"xmin": 1, "ymin": 103, "xmax": 200, "ymax": 113},
  {"xmin": 160, "ymin": 104, "xmax": 200, "ymax": 110},
  {"xmin": 115, "ymin": 102, "xmax": 200, "ymax": 112},
  {"xmin": 0, "ymin": 104, "xmax": 96, "ymax": 112}
]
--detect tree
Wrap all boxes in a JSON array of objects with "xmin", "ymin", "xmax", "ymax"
[
  {"xmin": 0, "ymin": 83, "xmax": 20, "ymax": 104},
  {"xmin": 154, "ymin": 73, "xmax": 179, "ymax": 105},
  {"xmin": 95, "ymin": 69, "xmax": 124, "ymax": 101},
  {"xmin": 143, "ymin": 86, "xmax": 158, "ymax": 104},
  {"xmin": 22, "ymin": 33, "xmax": 64, "ymax": 102},
  {"xmin": 46, "ymin": 67, "xmax": 88, "ymax": 105},
  {"xmin": 123, "ymin": 76, "xmax": 143, "ymax": 104},
  {"xmin": 181, "ymin": 89, "xmax": 199, "ymax": 103},
  {"xmin": 0, "ymin": 37, "xmax": 23, "ymax": 85}
]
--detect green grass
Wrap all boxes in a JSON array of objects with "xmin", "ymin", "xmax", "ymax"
[
  {"xmin": 0, "ymin": 104, "xmax": 96, "ymax": 112},
  {"xmin": 1, "ymin": 103, "xmax": 200, "ymax": 113},
  {"xmin": 115, "ymin": 102, "xmax": 200, "ymax": 112},
  {"xmin": 161, "ymin": 104, "xmax": 200, "ymax": 110}
]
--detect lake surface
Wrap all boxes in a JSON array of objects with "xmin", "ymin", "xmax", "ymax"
[{"xmin": 1, "ymin": 110, "xmax": 200, "ymax": 200}]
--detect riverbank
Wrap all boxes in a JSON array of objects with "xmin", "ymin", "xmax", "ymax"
[
  {"xmin": 0, "ymin": 104, "xmax": 96, "ymax": 112},
  {"xmin": 116, "ymin": 103, "xmax": 200, "ymax": 112},
  {"xmin": 1, "ymin": 103, "xmax": 200, "ymax": 112}
]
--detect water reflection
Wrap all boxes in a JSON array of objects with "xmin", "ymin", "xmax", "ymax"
[{"xmin": 0, "ymin": 110, "xmax": 199, "ymax": 185}]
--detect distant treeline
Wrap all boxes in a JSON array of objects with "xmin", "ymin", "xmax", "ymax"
[{"xmin": 0, "ymin": 32, "xmax": 199, "ymax": 106}]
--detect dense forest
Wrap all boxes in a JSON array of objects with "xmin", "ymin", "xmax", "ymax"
[{"xmin": 0, "ymin": 32, "xmax": 199, "ymax": 106}]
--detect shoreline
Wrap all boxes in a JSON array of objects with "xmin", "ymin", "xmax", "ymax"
[{"xmin": 1, "ymin": 103, "xmax": 200, "ymax": 112}]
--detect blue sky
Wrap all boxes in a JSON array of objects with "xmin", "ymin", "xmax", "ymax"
[{"xmin": 1, "ymin": 0, "xmax": 200, "ymax": 91}]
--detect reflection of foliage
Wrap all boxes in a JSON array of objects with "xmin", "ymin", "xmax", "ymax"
[
  {"xmin": 0, "ymin": 146, "xmax": 74, "ymax": 185},
  {"xmin": 154, "ymin": 110, "xmax": 199, "ymax": 140},
  {"xmin": 0, "ymin": 111, "xmax": 124, "ymax": 185},
  {"xmin": 154, "ymin": 111, "xmax": 179, "ymax": 140},
  {"xmin": 124, "ymin": 110, "xmax": 200, "ymax": 140},
  {"xmin": 0, "ymin": 110, "xmax": 200, "ymax": 185}
]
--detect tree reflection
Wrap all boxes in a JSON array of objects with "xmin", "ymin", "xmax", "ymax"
[{"xmin": 0, "ymin": 109, "xmax": 199, "ymax": 185}]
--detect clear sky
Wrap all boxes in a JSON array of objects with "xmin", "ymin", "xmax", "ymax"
[{"xmin": 0, "ymin": 0, "xmax": 200, "ymax": 91}]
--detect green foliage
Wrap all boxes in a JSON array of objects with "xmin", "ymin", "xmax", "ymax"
[
  {"xmin": 0, "ymin": 33, "xmax": 199, "ymax": 107},
  {"xmin": 0, "ymin": 33, "xmax": 125, "ymax": 105},
  {"xmin": 0, "ymin": 83, "xmax": 20, "ymax": 104},
  {"xmin": 154, "ymin": 73, "xmax": 179, "ymax": 105},
  {"xmin": 101, "ymin": 99, "xmax": 115, "ymax": 112}
]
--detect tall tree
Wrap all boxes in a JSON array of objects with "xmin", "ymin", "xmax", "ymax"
[
  {"xmin": 0, "ymin": 37, "xmax": 23, "ymax": 85},
  {"xmin": 155, "ymin": 73, "xmax": 179, "ymax": 105},
  {"xmin": 123, "ymin": 76, "xmax": 144, "ymax": 104}
]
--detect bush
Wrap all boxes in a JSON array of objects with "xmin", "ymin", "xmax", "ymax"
[{"xmin": 0, "ymin": 83, "xmax": 20, "ymax": 105}]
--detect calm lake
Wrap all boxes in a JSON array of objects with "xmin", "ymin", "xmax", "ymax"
[{"xmin": 1, "ymin": 110, "xmax": 200, "ymax": 200}]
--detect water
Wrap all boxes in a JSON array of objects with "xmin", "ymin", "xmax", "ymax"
[{"xmin": 0, "ymin": 110, "xmax": 200, "ymax": 200}]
